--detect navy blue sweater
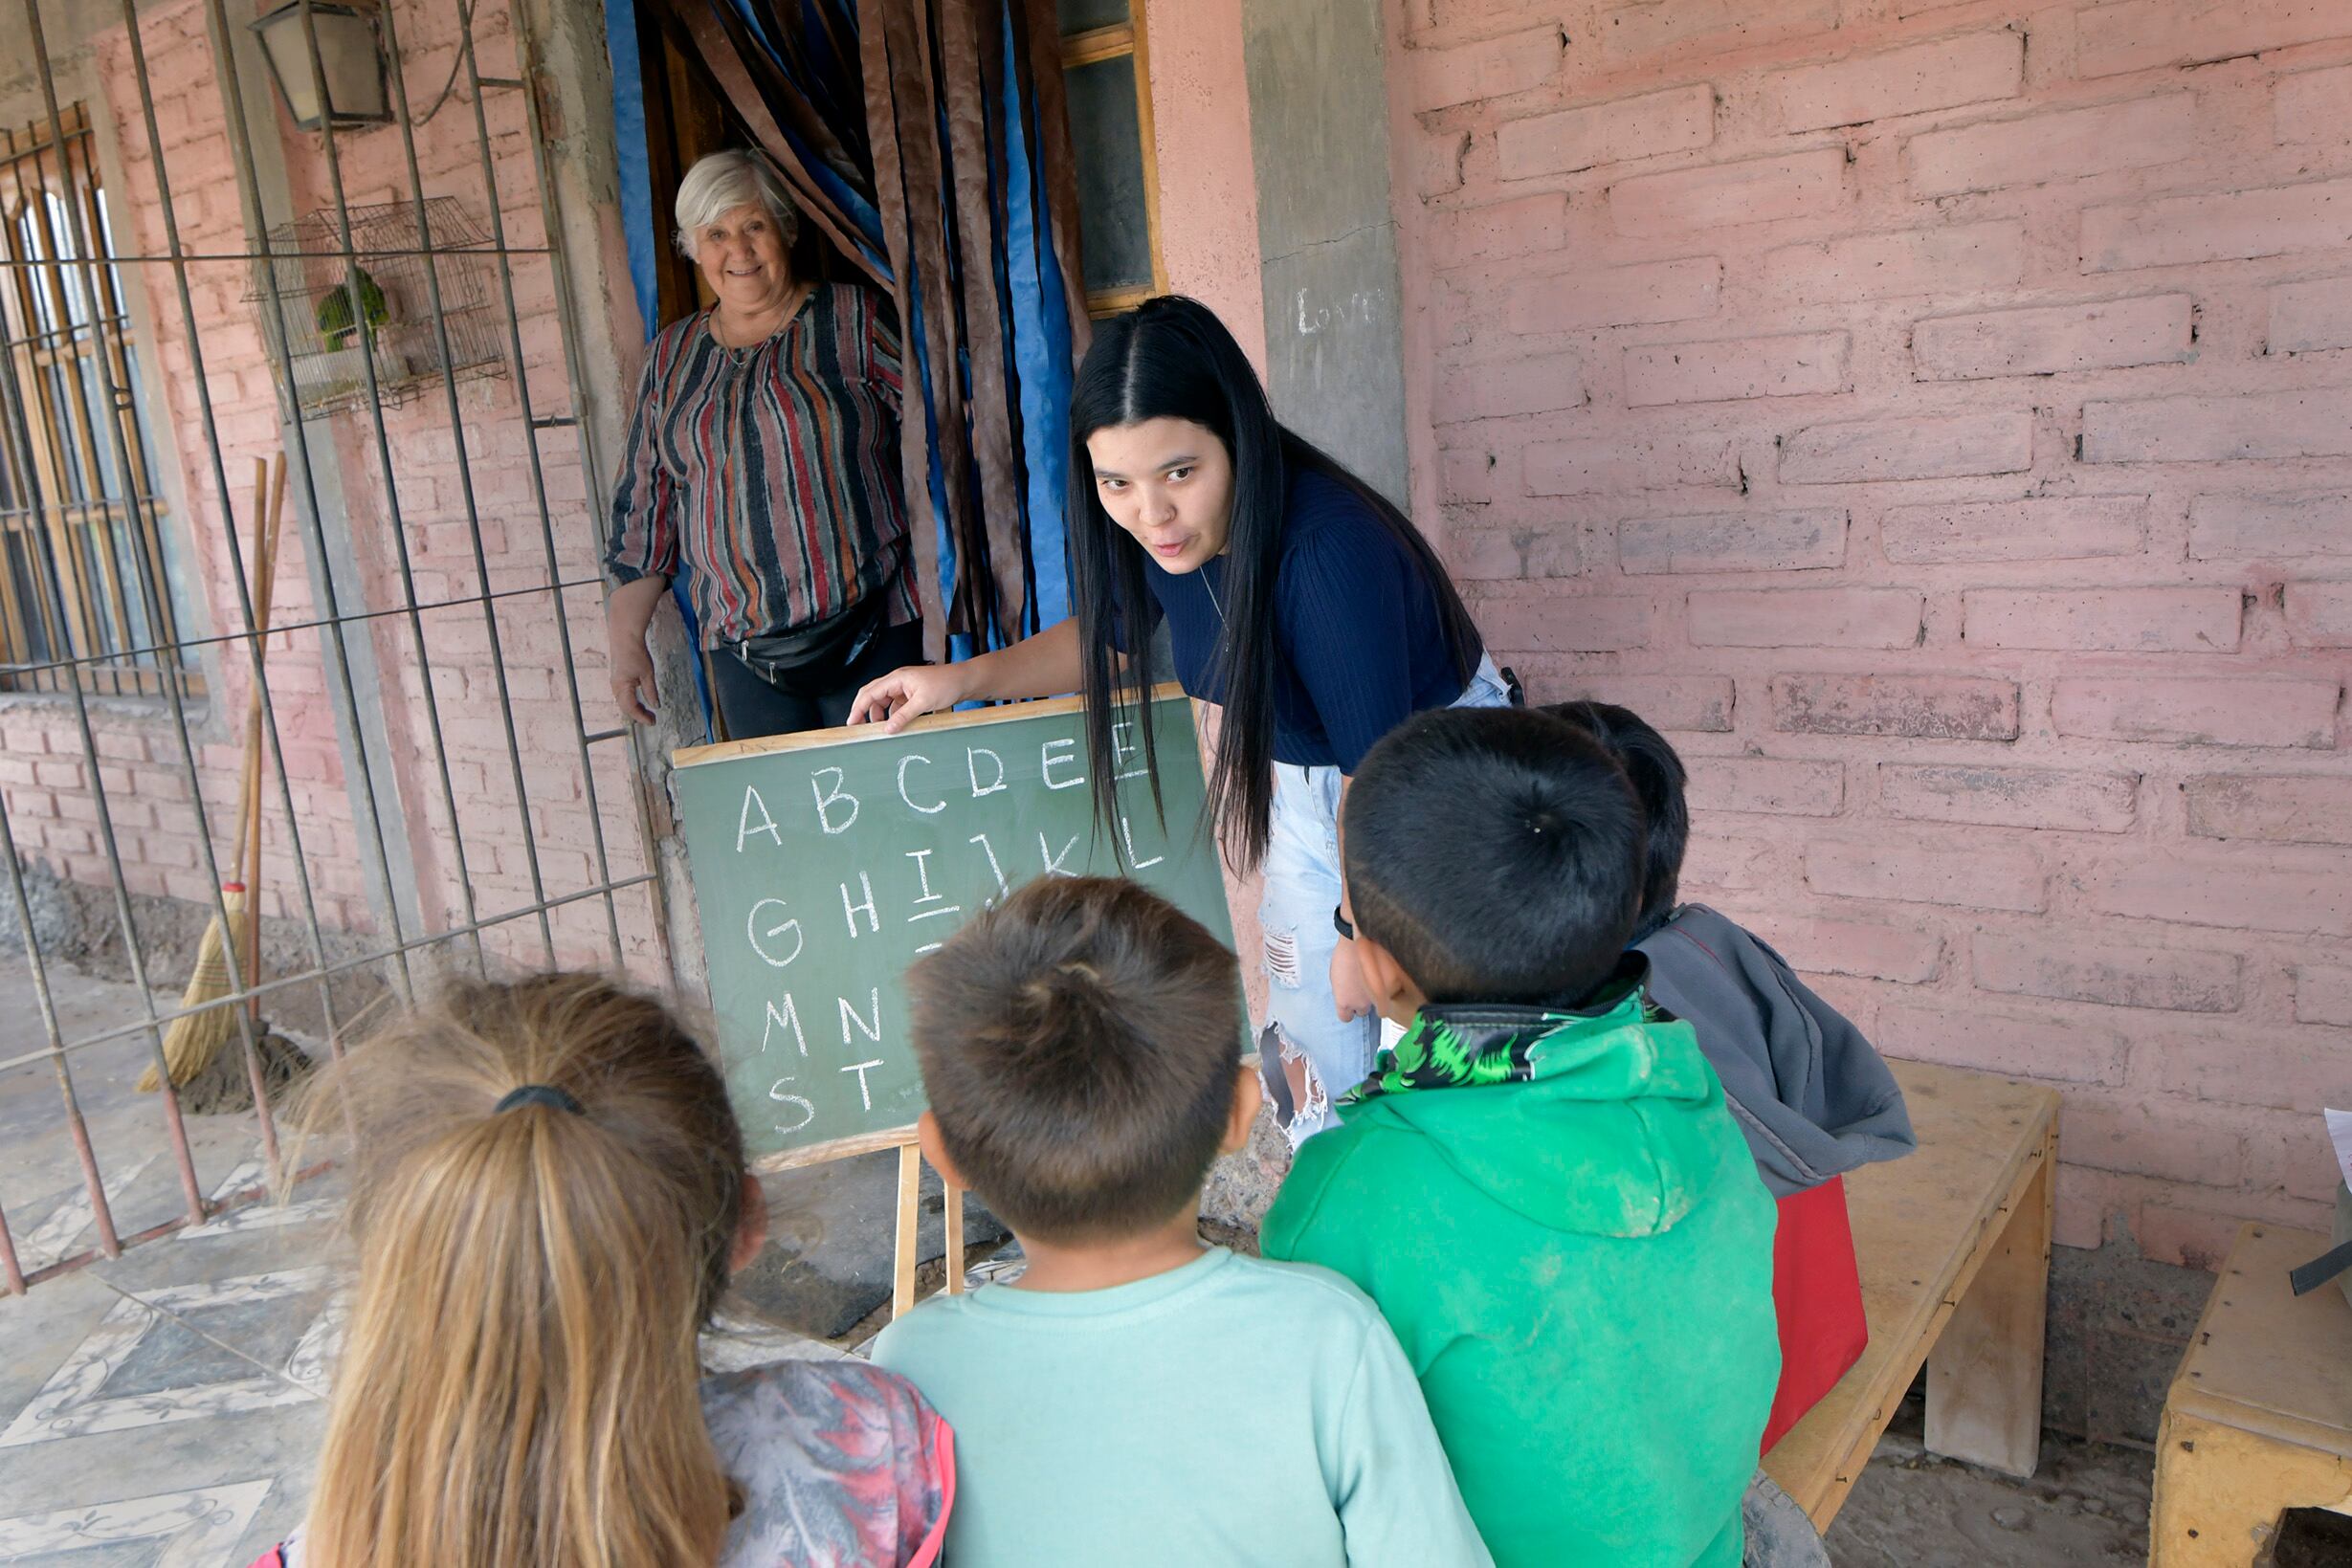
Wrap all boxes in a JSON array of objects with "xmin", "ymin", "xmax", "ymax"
[{"xmin": 1130, "ymin": 468, "xmax": 1477, "ymax": 772}]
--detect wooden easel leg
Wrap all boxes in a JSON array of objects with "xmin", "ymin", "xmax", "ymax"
[
  {"xmin": 892, "ymin": 1140, "xmax": 921, "ymax": 1319},
  {"xmin": 1925, "ymin": 1125, "xmax": 2055, "ymax": 1477},
  {"xmin": 943, "ymin": 1180, "xmax": 966, "ymax": 1296}
]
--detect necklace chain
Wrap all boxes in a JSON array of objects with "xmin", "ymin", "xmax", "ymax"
[{"xmin": 1203, "ymin": 565, "xmax": 1226, "ymax": 623}]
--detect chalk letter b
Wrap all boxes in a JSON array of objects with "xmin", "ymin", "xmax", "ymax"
[{"xmin": 811, "ymin": 767, "xmax": 859, "ymax": 834}]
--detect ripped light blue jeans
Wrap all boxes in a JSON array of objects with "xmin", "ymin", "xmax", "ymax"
[{"xmin": 1260, "ymin": 656, "xmax": 1512, "ymax": 1141}]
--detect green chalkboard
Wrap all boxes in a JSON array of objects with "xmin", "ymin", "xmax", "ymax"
[{"xmin": 672, "ymin": 688, "xmax": 1236, "ymax": 1164}]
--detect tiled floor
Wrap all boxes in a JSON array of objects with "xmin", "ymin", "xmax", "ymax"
[{"xmin": 0, "ymin": 963, "xmax": 832, "ymax": 1565}]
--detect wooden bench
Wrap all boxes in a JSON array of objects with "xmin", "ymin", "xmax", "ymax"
[
  {"xmin": 1762, "ymin": 1058, "xmax": 2061, "ymax": 1531},
  {"xmin": 2151, "ymin": 1222, "xmax": 2352, "ymax": 1566}
]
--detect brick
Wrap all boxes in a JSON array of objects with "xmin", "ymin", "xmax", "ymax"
[
  {"xmin": 1876, "ymin": 1002, "xmax": 2122, "ymax": 1084},
  {"xmin": 1539, "ymin": 674, "xmax": 1735, "ymax": 732},
  {"xmin": 1411, "ymin": 27, "xmax": 1565, "ymax": 112},
  {"xmin": 1504, "ymin": 256, "xmax": 1721, "ymax": 334},
  {"xmin": 1808, "ymin": 839, "xmax": 2045, "ymax": 913},
  {"xmin": 2276, "ymin": 64, "xmax": 2352, "ymax": 146},
  {"xmin": 1765, "ymin": 221, "xmax": 2025, "ymax": 301},
  {"xmin": 1609, "ymin": 149, "xmax": 1848, "ymax": 238},
  {"xmin": 1691, "ymin": 587, "xmax": 1922, "ymax": 648},
  {"xmin": 1907, "ymin": 97, "xmax": 2199, "ymax": 200},
  {"xmin": 1598, "ymin": 0, "xmax": 1840, "ymax": 62},
  {"xmin": 2132, "ymin": 1201, "xmax": 2249, "ymax": 1272},
  {"xmin": 2083, "ymin": 858, "xmax": 2352, "ymax": 937},
  {"xmin": 2077, "ymin": 0, "xmax": 2352, "ymax": 78},
  {"xmin": 1772, "ymin": 673, "xmax": 2020, "ymax": 740},
  {"xmin": 2054, "ymin": 1165, "xmax": 2109, "ymax": 1250},
  {"xmin": 1963, "ymin": 588, "xmax": 2242, "ymax": 653},
  {"xmin": 1437, "ymin": 350, "xmax": 1585, "ymax": 422},
  {"xmin": 1780, "ymin": 412, "xmax": 2031, "ymax": 484},
  {"xmin": 2060, "ymin": 1095, "xmax": 2247, "ymax": 1184},
  {"xmin": 1683, "ymin": 833, "xmax": 1784, "ymax": 896},
  {"xmin": 1619, "ymin": 508, "xmax": 1847, "ymax": 573},
  {"xmin": 2187, "ymin": 773, "xmax": 2352, "ymax": 845},
  {"xmin": 2295, "ymin": 965, "xmax": 2352, "ymax": 1026},
  {"xmin": 2083, "ymin": 389, "xmax": 2352, "ymax": 464},
  {"xmin": 2269, "ymin": 276, "xmax": 2352, "ymax": 354},
  {"xmin": 1685, "ymin": 756, "xmax": 1845, "ymax": 817},
  {"xmin": 1624, "ymin": 331, "xmax": 1849, "ymax": 407},
  {"xmin": 1769, "ymin": 31, "xmax": 2023, "ymax": 133},
  {"xmin": 1913, "ymin": 295, "xmax": 2193, "ymax": 381},
  {"xmin": 1742, "ymin": 913, "xmax": 1943, "ymax": 983},
  {"xmin": 1439, "ymin": 448, "xmax": 1496, "ymax": 504},
  {"xmin": 2242, "ymin": 1111, "xmax": 2347, "ymax": 1204},
  {"xmin": 1497, "ymin": 84, "xmax": 1714, "ymax": 181},
  {"xmin": 1879, "ymin": 762, "xmax": 2139, "ymax": 832},
  {"xmin": 2189, "ymin": 491, "xmax": 2352, "ymax": 559},
  {"xmin": 1430, "ymin": 194, "xmax": 1569, "ymax": 271},
  {"xmin": 2135, "ymin": 1024, "xmax": 2352, "ymax": 1112},
  {"xmin": 2081, "ymin": 179, "xmax": 2352, "ymax": 272},
  {"xmin": 1414, "ymin": 130, "xmax": 1469, "ymax": 200},
  {"xmin": 2052, "ymin": 675, "xmax": 2339, "ymax": 749},
  {"xmin": 1525, "ymin": 432, "xmax": 1739, "ymax": 495},
  {"xmin": 1479, "ymin": 595, "xmax": 1652, "ymax": 652},
  {"xmin": 1445, "ymin": 524, "xmax": 1583, "ymax": 580},
  {"xmin": 1975, "ymin": 934, "xmax": 2242, "ymax": 1013},
  {"xmin": 1882, "ymin": 497, "xmax": 2149, "ymax": 564}
]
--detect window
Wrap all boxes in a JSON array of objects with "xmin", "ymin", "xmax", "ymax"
[
  {"xmin": 1058, "ymin": 0, "xmax": 1164, "ymax": 317},
  {"xmin": 0, "ymin": 102, "xmax": 189, "ymax": 698}
]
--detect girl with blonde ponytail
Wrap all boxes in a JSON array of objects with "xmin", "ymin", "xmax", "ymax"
[{"xmin": 253, "ymin": 972, "xmax": 953, "ymax": 1568}]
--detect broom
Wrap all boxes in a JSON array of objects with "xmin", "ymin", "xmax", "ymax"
[{"xmin": 141, "ymin": 455, "xmax": 286, "ymax": 1092}]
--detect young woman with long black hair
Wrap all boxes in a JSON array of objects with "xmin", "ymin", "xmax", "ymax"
[{"xmin": 850, "ymin": 296, "xmax": 1508, "ymax": 1137}]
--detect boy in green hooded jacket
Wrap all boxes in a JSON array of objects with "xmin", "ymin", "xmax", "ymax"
[{"xmin": 1263, "ymin": 707, "xmax": 1781, "ymax": 1567}]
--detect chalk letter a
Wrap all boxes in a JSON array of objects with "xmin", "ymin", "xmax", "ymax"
[{"xmin": 737, "ymin": 785, "xmax": 783, "ymax": 852}]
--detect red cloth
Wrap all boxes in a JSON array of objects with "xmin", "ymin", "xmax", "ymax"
[{"xmin": 1761, "ymin": 1175, "xmax": 1869, "ymax": 1453}]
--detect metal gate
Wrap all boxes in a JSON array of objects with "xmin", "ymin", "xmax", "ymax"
[{"xmin": 0, "ymin": 0, "xmax": 667, "ymax": 1293}]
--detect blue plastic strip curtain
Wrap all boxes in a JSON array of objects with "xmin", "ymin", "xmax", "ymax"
[
  {"xmin": 997, "ymin": 0, "xmax": 1071, "ymax": 635},
  {"xmin": 615, "ymin": 0, "xmax": 1092, "ymax": 688},
  {"xmin": 603, "ymin": 0, "xmax": 718, "ymax": 740}
]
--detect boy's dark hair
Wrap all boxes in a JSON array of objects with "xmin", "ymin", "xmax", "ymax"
[
  {"xmin": 1543, "ymin": 701, "xmax": 1688, "ymax": 927},
  {"xmin": 1345, "ymin": 707, "xmax": 1646, "ymax": 1007},
  {"xmin": 905, "ymin": 875, "xmax": 1242, "ymax": 1244}
]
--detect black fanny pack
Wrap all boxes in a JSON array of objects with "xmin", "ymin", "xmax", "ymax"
[{"xmin": 730, "ymin": 540, "xmax": 905, "ymax": 688}]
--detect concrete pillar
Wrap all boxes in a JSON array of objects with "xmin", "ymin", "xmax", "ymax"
[{"xmin": 1239, "ymin": 0, "xmax": 1409, "ymax": 503}]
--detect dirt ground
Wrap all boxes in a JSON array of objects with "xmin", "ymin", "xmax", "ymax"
[{"xmin": 1826, "ymin": 1390, "xmax": 2153, "ymax": 1567}]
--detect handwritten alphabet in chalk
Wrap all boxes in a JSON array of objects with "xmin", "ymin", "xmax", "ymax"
[{"xmin": 672, "ymin": 697, "xmax": 1228, "ymax": 1160}]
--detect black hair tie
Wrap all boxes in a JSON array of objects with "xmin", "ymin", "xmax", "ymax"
[{"xmin": 495, "ymin": 1083, "xmax": 585, "ymax": 1116}]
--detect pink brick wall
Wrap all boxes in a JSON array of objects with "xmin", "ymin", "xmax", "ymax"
[
  {"xmin": 0, "ymin": 0, "xmax": 655, "ymax": 989},
  {"xmin": 1394, "ymin": 0, "xmax": 2352, "ymax": 1270}
]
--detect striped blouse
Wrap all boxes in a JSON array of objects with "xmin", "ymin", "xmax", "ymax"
[{"xmin": 606, "ymin": 283, "xmax": 921, "ymax": 647}]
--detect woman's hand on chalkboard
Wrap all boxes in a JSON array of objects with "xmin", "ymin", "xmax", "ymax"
[{"xmin": 848, "ymin": 661, "xmax": 971, "ymax": 732}]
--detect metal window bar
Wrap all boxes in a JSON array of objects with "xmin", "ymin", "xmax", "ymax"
[
  {"xmin": 13, "ymin": 7, "xmax": 230, "ymax": 1254},
  {"xmin": 2, "ymin": 0, "xmax": 672, "ymax": 1293},
  {"xmin": 0, "ymin": 105, "xmax": 193, "ymax": 700}
]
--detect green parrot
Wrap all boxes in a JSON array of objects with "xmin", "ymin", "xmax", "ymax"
[{"xmin": 315, "ymin": 266, "xmax": 388, "ymax": 351}]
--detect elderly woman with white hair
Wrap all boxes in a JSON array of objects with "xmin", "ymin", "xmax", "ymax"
[{"xmin": 604, "ymin": 148, "xmax": 921, "ymax": 738}]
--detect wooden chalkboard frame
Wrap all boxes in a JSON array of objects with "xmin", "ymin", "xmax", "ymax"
[
  {"xmin": 672, "ymin": 683, "xmax": 1209, "ymax": 1318},
  {"xmin": 676, "ymin": 685, "xmax": 1143, "ymax": 769}
]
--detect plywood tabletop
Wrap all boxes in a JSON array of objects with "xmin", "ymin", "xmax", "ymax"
[{"xmin": 2167, "ymin": 1223, "xmax": 2352, "ymax": 1459}]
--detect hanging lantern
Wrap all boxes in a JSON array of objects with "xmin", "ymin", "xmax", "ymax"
[{"xmin": 250, "ymin": 2, "xmax": 392, "ymax": 132}]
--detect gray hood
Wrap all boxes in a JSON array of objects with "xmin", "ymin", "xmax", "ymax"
[{"xmin": 1637, "ymin": 905, "xmax": 1916, "ymax": 1197}]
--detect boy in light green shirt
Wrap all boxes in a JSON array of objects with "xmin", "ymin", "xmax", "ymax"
[{"xmin": 873, "ymin": 875, "xmax": 1490, "ymax": 1568}]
